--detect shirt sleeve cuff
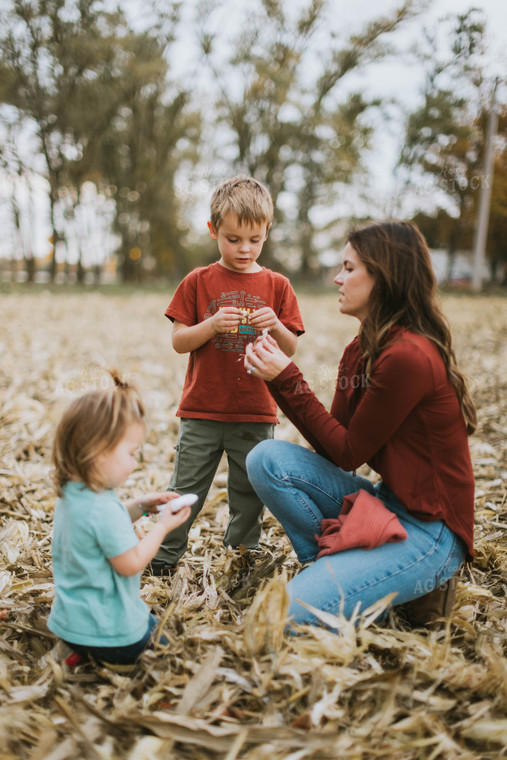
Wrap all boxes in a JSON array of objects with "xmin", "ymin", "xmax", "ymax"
[{"xmin": 267, "ymin": 362, "xmax": 302, "ymax": 390}]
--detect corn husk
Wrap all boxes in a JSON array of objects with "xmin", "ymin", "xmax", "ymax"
[{"xmin": 0, "ymin": 290, "xmax": 505, "ymax": 759}]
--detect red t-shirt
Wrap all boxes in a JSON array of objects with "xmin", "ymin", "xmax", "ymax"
[
  {"xmin": 268, "ymin": 328, "xmax": 475, "ymax": 557},
  {"xmin": 166, "ymin": 262, "xmax": 304, "ymax": 423}
]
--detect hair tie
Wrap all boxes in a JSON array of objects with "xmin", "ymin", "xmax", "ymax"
[{"xmin": 109, "ymin": 369, "xmax": 129, "ymax": 389}]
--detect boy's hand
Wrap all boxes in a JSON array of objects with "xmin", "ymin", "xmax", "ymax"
[
  {"xmin": 211, "ymin": 307, "xmax": 243, "ymax": 334},
  {"xmin": 248, "ymin": 307, "xmax": 279, "ymax": 332}
]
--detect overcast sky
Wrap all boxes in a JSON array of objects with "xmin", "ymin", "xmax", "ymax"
[
  {"xmin": 328, "ymin": 0, "xmax": 507, "ymax": 105},
  {"xmin": 1, "ymin": 0, "xmax": 506, "ymax": 263},
  {"xmin": 155, "ymin": 0, "xmax": 507, "ymax": 88},
  {"xmin": 152, "ymin": 0, "xmax": 507, "ymax": 221}
]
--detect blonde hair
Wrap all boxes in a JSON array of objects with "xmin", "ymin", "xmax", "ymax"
[
  {"xmin": 209, "ymin": 175, "xmax": 273, "ymax": 231},
  {"xmin": 348, "ymin": 221, "xmax": 477, "ymax": 435},
  {"xmin": 51, "ymin": 370, "xmax": 145, "ymax": 496}
]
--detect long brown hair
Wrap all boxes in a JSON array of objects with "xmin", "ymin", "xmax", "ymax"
[
  {"xmin": 51, "ymin": 370, "xmax": 145, "ymax": 495},
  {"xmin": 347, "ymin": 221, "xmax": 476, "ymax": 434}
]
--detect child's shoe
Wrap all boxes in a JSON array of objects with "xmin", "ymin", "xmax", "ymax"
[
  {"xmin": 147, "ymin": 560, "xmax": 178, "ymax": 577},
  {"xmin": 65, "ymin": 651, "xmax": 85, "ymax": 668}
]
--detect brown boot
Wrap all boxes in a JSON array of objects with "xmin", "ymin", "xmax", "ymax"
[{"xmin": 403, "ymin": 576, "xmax": 457, "ymax": 627}]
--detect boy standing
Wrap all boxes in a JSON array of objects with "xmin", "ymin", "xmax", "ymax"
[{"xmin": 151, "ymin": 175, "xmax": 304, "ymax": 575}]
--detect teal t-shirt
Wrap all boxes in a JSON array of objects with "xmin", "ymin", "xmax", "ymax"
[{"xmin": 48, "ymin": 482, "xmax": 149, "ymax": 647}]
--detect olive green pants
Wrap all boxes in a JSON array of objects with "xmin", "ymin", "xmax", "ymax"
[{"xmin": 155, "ymin": 418, "xmax": 274, "ymax": 566}]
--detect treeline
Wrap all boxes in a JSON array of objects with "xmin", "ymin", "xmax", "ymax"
[{"xmin": 0, "ymin": 0, "xmax": 505, "ymax": 283}]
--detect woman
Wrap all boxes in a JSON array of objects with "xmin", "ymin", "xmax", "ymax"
[{"xmin": 244, "ymin": 221, "xmax": 475, "ymax": 627}]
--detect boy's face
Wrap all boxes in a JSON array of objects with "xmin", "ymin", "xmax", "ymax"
[{"xmin": 208, "ymin": 213, "xmax": 270, "ymax": 273}]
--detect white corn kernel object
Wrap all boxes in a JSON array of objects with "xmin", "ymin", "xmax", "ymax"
[{"xmin": 158, "ymin": 493, "xmax": 199, "ymax": 513}]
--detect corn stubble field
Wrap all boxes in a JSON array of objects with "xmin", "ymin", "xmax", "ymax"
[{"xmin": 0, "ymin": 289, "xmax": 506, "ymax": 760}]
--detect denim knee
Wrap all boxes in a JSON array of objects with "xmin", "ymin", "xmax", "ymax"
[{"xmin": 246, "ymin": 438, "xmax": 277, "ymax": 484}]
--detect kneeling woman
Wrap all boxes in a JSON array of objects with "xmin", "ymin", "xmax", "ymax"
[{"xmin": 245, "ymin": 221, "xmax": 475, "ymax": 627}]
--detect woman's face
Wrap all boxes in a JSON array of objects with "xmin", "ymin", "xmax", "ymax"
[{"xmin": 334, "ymin": 242, "xmax": 375, "ymax": 322}]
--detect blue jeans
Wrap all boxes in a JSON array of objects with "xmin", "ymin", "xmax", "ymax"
[
  {"xmin": 246, "ymin": 440, "xmax": 466, "ymax": 626},
  {"xmin": 64, "ymin": 614, "xmax": 168, "ymax": 664}
]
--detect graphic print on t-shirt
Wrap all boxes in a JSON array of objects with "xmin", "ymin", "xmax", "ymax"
[{"xmin": 204, "ymin": 290, "xmax": 265, "ymax": 353}]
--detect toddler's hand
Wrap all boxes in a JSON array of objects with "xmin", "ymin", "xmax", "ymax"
[
  {"xmin": 140, "ymin": 492, "xmax": 174, "ymax": 515},
  {"xmin": 211, "ymin": 307, "xmax": 243, "ymax": 334},
  {"xmin": 158, "ymin": 502, "xmax": 192, "ymax": 532}
]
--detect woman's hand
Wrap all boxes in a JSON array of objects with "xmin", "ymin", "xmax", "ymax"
[{"xmin": 244, "ymin": 333, "xmax": 292, "ymax": 381}]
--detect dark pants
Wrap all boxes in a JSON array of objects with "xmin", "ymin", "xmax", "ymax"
[
  {"xmin": 64, "ymin": 614, "xmax": 167, "ymax": 665},
  {"xmin": 155, "ymin": 418, "xmax": 274, "ymax": 566}
]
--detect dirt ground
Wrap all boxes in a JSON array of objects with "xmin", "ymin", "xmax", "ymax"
[{"xmin": 0, "ymin": 290, "xmax": 506, "ymax": 759}]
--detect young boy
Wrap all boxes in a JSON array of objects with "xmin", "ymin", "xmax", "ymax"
[{"xmin": 151, "ymin": 175, "xmax": 304, "ymax": 575}]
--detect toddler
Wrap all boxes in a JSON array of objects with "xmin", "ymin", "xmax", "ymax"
[{"xmin": 48, "ymin": 371, "xmax": 191, "ymax": 665}]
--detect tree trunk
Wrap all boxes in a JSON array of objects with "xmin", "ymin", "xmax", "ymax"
[
  {"xmin": 25, "ymin": 255, "xmax": 36, "ymax": 283},
  {"xmin": 48, "ymin": 188, "xmax": 58, "ymax": 283},
  {"xmin": 298, "ymin": 172, "xmax": 317, "ymax": 279},
  {"xmin": 445, "ymin": 248, "xmax": 456, "ymax": 284},
  {"xmin": 77, "ymin": 258, "xmax": 86, "ymax": 284}
]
